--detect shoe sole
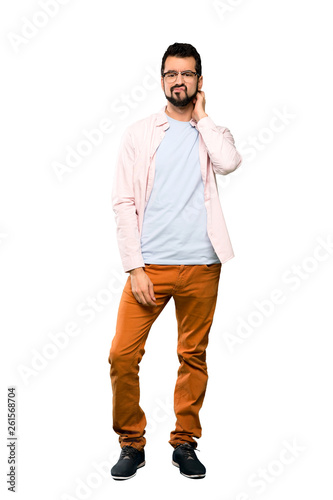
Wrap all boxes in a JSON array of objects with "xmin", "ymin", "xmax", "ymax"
[
  {"xmin": 172, "ymin": 460, "xmax": 206, "ymax": 479},
  {"xmin": 111, "ymin": 461, "xmax": 145, "ymax": 480}
]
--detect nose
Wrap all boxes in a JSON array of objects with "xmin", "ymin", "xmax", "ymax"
[{"xmin": 175, "ymin": 72, "xmax": 184, "ymax": 83}]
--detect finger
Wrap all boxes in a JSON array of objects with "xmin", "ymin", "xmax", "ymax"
[
  {"xmin": 132, "ymin": 291, "xmax": 142, "ymax": 305},
  {"xmin": 139, "ymin": 283, "xmax": 156, "ymax": 306},
  {"xmin": 143, "ymin": 291, "xmax": 157, "ymax": 306},
  {"xmin": 139, "ymin": 291, "xmax": 151, "ymax": 306},
  {"xmin": 133, "ymin": 291, "xmax": 147, "ymax": 306},
  {"xmin": 148, "ymin": 281, "xmax": 156, "ymax": 303}
]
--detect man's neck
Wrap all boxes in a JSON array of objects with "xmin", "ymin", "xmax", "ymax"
[{"xmin": 164, "ymin": 103, "xmax": 194, "ymax": 122}]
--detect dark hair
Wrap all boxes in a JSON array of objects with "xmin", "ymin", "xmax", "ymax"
[{"xmin": 161, "ymin": 42, "xmax": 202, "ymax": 77}]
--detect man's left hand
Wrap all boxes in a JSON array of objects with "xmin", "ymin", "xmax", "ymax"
[{"xmin": 192, "ymin": 90, "xmax": 208, "ymax": 122}]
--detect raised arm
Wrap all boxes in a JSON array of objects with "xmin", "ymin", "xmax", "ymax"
[{"xmin": 196, "ymin": 116, "xmax": 242, "ymax": 175}]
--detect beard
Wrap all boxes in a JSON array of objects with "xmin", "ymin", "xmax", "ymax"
[{"xmin": 164, "ymin": 81, "xmax": 199, "ymax": 108}]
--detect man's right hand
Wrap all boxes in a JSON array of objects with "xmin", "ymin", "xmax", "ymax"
[{"xmin": 129, "ymin": 267, "xmax": 157, "ymax": 306}]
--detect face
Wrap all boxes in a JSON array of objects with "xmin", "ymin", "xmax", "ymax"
[{"xmin": 161, "ymin": 56, "xmax": 203, "ymax": 108}]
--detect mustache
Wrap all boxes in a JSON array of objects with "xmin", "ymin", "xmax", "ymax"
[{"xmin": 172, "ymin": 85, "xmax": 187, "ymax": 91}]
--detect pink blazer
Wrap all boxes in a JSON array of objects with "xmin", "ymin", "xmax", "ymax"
[{"xmin": 112, "ymin": 105, "xmax": 242, "ymax": 272}]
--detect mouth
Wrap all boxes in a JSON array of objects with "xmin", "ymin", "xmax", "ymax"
[{"xmin": 173, "ymin": 87, "xmax": 185, "ymax": 92}]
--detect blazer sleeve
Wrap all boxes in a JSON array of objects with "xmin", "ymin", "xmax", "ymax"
[
  {"xmin": 196, "ymin": 116, "xmax": 242, "ymax": 175},
  {"xmin": 112, "ymin": 128, "xmax": 145, "ymax": 273}
]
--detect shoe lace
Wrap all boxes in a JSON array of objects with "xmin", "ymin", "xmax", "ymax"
[
  {"xmin": 179, "ymin": 444, "xmax": 199, "ymax": 460},
  {"xmin": 120, "ymin": 446, "xmax": 140, "ymax": 460}
]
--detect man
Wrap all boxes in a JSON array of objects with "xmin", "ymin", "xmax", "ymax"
[{"xmin": 108, "ymin": 42, "xmax": 242, "ymax": 480}]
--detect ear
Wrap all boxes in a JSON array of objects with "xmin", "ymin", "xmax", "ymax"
[
  {"xmin": 161, "ymin": 77, "xmax": 165, "ymax": 91},
  {"xmin": 198, "ymin": 75, "xmax": 203, "ymax": 90}
]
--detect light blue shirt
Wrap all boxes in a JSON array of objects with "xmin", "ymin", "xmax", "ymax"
[{"xmin": 140, "ymin": 115, "xmax": 220, "ymax": 265}]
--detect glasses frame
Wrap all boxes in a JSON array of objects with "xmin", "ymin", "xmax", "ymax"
[{"xmin": 162, "ymin": 70, "xmax": 199, "ymax": 82}]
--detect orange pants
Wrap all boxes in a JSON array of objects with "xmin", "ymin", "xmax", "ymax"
[{"xmin": 108, "ymin": 263, "xmax": 221, "ymax": 450}]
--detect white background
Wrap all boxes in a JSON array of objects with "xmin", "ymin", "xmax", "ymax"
[{"xmin": 1, "ymin": 0, "xmax": 332, "ymax": 499}]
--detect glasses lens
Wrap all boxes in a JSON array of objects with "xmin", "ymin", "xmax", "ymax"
[
  {"xmin": 183, "ymin": 72, "xmax": 196, "ymax": 82},
  {"xmin": 165, "ymin": 71, "xmax": 196, "ymax": 83},
  {"xmin": 165, "ymin": 72, "xmax": 177, "ymax": 82}
]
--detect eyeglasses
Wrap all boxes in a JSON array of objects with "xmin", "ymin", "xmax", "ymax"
[{"xmin": 162, "ymin": 70, "xmax": 199, "ymax": 83}]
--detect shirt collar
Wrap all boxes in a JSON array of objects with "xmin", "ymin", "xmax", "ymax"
[{"xmin": 156, "ymin": 105, "xmax": 197, "ymax": 128}]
